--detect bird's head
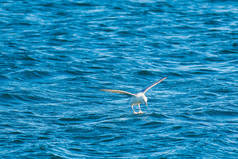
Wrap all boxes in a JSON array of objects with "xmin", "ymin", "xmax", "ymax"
[{"xmin": 143, "ymin": 96, "xmax": 148, "ymax": 106}]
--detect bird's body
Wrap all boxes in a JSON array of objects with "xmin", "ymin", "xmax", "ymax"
[
  {"xmin": 130, "ymin": 92, "xmax": 148, "ymax": 114},
  {"xmin": 130, "ymin": 93, "xmax": 147, "ymax": 105},
  {"xmin": 101, "ymin": 77, "xmax": 167, "ymax": 114}
]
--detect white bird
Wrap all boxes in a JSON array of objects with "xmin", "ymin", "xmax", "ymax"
[{"xmin": 101, "ymin": 77, "xmax": 167, "ymax": 114}]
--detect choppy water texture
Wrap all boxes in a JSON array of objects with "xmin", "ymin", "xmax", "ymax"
[{"xmin": 1, "ymin": 0, "xmax": 238, "ymax": 158}]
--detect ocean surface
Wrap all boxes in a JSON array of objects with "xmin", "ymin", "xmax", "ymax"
[{"xmin": 0, "ymin": 0, "xmax": 238, "ymax": 158}]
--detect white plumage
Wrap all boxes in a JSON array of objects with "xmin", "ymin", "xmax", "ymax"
[{"xmin": 101, "ymin": 77, "xmax": 167, "ymax": 114}]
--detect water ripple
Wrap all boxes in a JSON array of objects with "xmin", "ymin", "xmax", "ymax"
[{"xmin": 1, "ymin": 0, "xmax": 238, "ymax": 158}]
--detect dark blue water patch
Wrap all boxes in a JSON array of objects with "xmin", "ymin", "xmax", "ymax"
[
  {"xmin": 136, "ymin": 69, "xmax": 157, "ymax": 77},
  {"xmin": 14, "ymin": 70, "xmax": 51, "ymax": 80},
  {"xmin": 205, "ymin": 109, "xmax": 238, "ymax": 118}
]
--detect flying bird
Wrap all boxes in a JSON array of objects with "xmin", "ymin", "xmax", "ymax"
[{"xmin": 101, "ymin": 77, "xmax": 167, "ymax": 114}]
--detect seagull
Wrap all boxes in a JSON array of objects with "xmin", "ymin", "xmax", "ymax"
[{"xmin": 100, "ymin": 77, "xmax": 167, "ymax": 114}]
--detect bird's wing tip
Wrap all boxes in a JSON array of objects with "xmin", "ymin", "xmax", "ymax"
[{"xmin": 142, "ymin": 76, "xmax": 167, "ymax": 93}]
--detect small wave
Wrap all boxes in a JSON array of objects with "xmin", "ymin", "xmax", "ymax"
[
  {"xmin": 58, "ymin": 117, "xmax": 82, "ymax": 122},
  {"xmin": 99, "ymin": 135, "xmax": 122, "ymax": 143},
  {"xmin": 10, "ymin": 139, "xmax": 24, "ymax": 144},
  {"xmin": 205, "ymin": 110, "xmax": 238, "ymax": 117},
  {"xmin": 142, "ymin": 121, "xmax": 163, "ymax": 128},
  {"xmin": 14, "ymin": 69, "xmax": 51, "ymax": 80},
  {"xmin": 74, "ymin": 2, "xmax": 95, "ymax": 7},
  {"xmin": 0, "ymin": 93, "xmax": 17, "ymax": 101},
  {"xmin": 137, "ymin": 70, "xmax": 155, "ymax": 76},
  {"xmin": 0, "ymin": 75, "xmax": 8, "ymax": 80},
  {"xmin": 149, "ymin": 112, "xmax": 169, "ymax": 119}
]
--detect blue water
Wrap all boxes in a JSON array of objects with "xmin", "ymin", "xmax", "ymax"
[{"xmin": 1, "ymin": 0, "xmax": 238, "ymax": 158}]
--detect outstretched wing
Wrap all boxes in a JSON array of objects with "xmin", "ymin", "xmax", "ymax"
[
  {"xmin": 100, "ymin": 89, "xmax": 135, "ymax": 96},
  {"xmin": 142, "ymin": 77, "xmax": 167, "ymax": 94}
]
